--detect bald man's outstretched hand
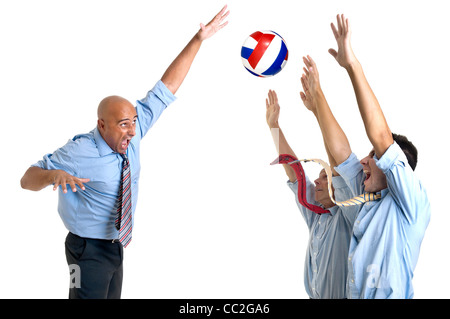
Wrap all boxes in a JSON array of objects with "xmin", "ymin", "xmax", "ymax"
[
  {"xmin": 21, "ymin": 166, "xmax": 90, "ymax": 193},
  {"xmin": 161, "ymin": 5, "xmax": 230, "ymax": 95},
  {"xmin": 197, "ymin": 5, "xmax": 230, "ymax": 41}
]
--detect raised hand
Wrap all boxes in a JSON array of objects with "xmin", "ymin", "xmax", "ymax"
[
  {"xmin": 328, "ymin": 14, "xmax": 357, "ymax": 69},
  {"xmin": 302, "ymin": 55, "xmax": 321, "ymax": 95},
  {"xmin": 197, "ymin": 5, "xmax": 230, "ymax": 41},
  {"xmin": 265, "ymin": 89, "xmax": 298, "ymax": 182},
  {"xmin": 266, "ymin": 90, "xmax": 280, "ymax": 129},
  {"xmin": 300, "ymin": 75, "xmax": 315, "ymax": 110},
  {"xmin": 161, "ymin": 5, "xmax": 230, "ymax": 95},
  {"xmin": 300, "ymin": 58, "xmax": 317, "ymax": 114}
]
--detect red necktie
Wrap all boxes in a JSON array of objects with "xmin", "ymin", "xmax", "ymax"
[{"xmin": 271, "ymin": 154, "xmax": 329, "ymax": 215}]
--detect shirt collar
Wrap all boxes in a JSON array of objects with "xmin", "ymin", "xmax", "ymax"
[
  {"xmin": 327, "ymin": 205, "xmax": 339, "ymax": 216},
  {"xmin": 380, "ymin": 188, "xmax": 389, "ymax": 198},
  {"xmin": 93, "ymin": 127, "xmax": 114, "ymax": 157}
]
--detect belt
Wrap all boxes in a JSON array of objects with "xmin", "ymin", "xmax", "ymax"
[
  {"xmin": 92, "ymin": 238, "xmax": 120, "ymax": 244},
  {"xmin": 69, "ymin": 232, "xmax": 121, "ymax": 244}
]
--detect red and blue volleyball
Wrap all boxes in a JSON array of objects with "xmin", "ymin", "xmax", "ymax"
[{"xmin": 241, "ymin": 30, "xmax": 288, "ymax": 77}]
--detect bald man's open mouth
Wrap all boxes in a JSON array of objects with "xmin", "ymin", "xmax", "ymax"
[{"xmin": 120, "ymin": 138, "xmax": 131, "ymax": 152}]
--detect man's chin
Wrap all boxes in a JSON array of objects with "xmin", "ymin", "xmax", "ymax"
[
  {"xmin": 364, "ymin": 180, "xmax": 374, "ymax": 193},
  {"xmin": 116, "ymin": 146, "xmax": 128, "ymax": 154},
  {"xmin": 118, "ymin": 142, "xmax": 131, "ymax": 154}
]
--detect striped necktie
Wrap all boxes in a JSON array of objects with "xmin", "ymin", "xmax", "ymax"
[
  {"xmin": 115, "ymin": 153, "xmax": 132, "ymax": 247},
  {"xmin": 271, "ymin": 154, "xmax": 381, "ymax": 214}
]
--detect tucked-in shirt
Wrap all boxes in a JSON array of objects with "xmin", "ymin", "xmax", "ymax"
[
  {"xmin": 32, "ymin": 80, "xmax": 176, "ymax": 240},
  {"xmin": 287, "ymin": 163, "xmax": 361, "ymax": 299},
  {"xmin": 335, "ymin": 143, "xmax": 431, "ymax": 299}
]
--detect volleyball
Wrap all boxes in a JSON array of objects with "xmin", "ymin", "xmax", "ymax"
[{"xmin": 241, "ymin": 30, "xmax": 288, "ymax": 77}]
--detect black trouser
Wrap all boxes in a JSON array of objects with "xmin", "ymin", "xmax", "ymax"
[{"xmin": 65, "ymin": 232, "xmax": 123, "ymax": 299}]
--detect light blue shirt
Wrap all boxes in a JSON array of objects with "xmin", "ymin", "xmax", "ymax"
[
  {"xmin": 335, "ymin": 143, "xmax": 431, "ymax": 299},
  {"xmin": 32, "ymin": 80, "xmax": 176, "ymax": 240},
  {"xmin": 287, "ymin": 167, "xmax": 361, "ymax": 299}
]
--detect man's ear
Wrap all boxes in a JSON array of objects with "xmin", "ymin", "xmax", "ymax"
[{"xmin": 97, "ymin": 119, "xmax": 105, "ymax": 131}]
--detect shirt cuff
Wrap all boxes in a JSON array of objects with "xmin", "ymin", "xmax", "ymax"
[
  {"xmin": 287, "ymin": 179, "xmax": 298, "ymax": 193},
  {"xmin": 152, "ymin": 80, "xmax": 177, "ymax": 106},
  {"xmin": 32, "ymin": 154, "xmax": 54, "ymax": 170},
  {"xmin": 334, "ymin": 153, "xmax": 362, "ymax": 179},
  {"xmin": 376, "ymin": 142, "xmax": 408, "ymax": 173}
]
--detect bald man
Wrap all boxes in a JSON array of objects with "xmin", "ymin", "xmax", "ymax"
[{"xmin": 20, "ymin": 6, "xmax": 229, "ymax": 299}]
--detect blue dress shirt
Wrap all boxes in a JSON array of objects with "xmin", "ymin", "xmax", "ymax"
[
  {"xmin": 32, "ymin": 80, "xmax": 176, "ymax": 240},
  {"xmin": 287, "ymin": 166, "xmax": 361, "ymax": 299},
  {"xmin": 335, "ymin": 143, "xmax": 431, "ymax": 299}
]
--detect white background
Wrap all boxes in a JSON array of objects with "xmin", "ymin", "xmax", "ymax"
[{"xmin": 1, "ymin": 0, "xmax": 449, "ymax": 299}]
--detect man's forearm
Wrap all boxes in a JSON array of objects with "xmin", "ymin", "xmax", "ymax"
[
  {"xmin": 346, "ymin": 61, "xmax": 393, "ymax": 157},
  {"xmin": 161, "ymin": 6, "xmax": 228, "ymax": 96},
  {"xmin": 161, "ymin": 34, "xmax": 203, "ymax": 95},
  {"xmin": 313, "ymin": 88, "xmax": 352, "ymax": 166},
  {"xmin": 20, "ymin": 166, "xmax": 55, "ymax": 191},
  {"xmin": 270, "ymin": 124, "xmax": 297, "ymax": 182}
]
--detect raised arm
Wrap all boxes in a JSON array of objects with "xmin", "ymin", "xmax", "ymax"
[
  {"xmin": 161, "ymin": 5, "xmax": 229, "ymax": 95},
  {"xmin": 301, "ymin": 55, "xmax": 352, "ymax": 167},
  {"xmin": 329, "ymin": 14, "xmax": 393, "ymax": 158},
  {"xmin": 300, "ymin": 72, "xmax": 338, "ymax": 176},
  {"xmin": 266, "ymin": 90, "xmax": 297, "ymax": 183}
]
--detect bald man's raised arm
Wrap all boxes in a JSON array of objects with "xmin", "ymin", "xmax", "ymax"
[{"xmin": 160, "ymin": 6, "xmax": 229, "ymax": 95}]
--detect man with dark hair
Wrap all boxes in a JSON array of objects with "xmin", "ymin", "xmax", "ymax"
[
  {"xmin": 301, "ymin": 14, "xmax": 430, "ymax": 298},
  {"xmin": 392, "ymin": 133, "xmax": 418, "ymax": 170}
]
